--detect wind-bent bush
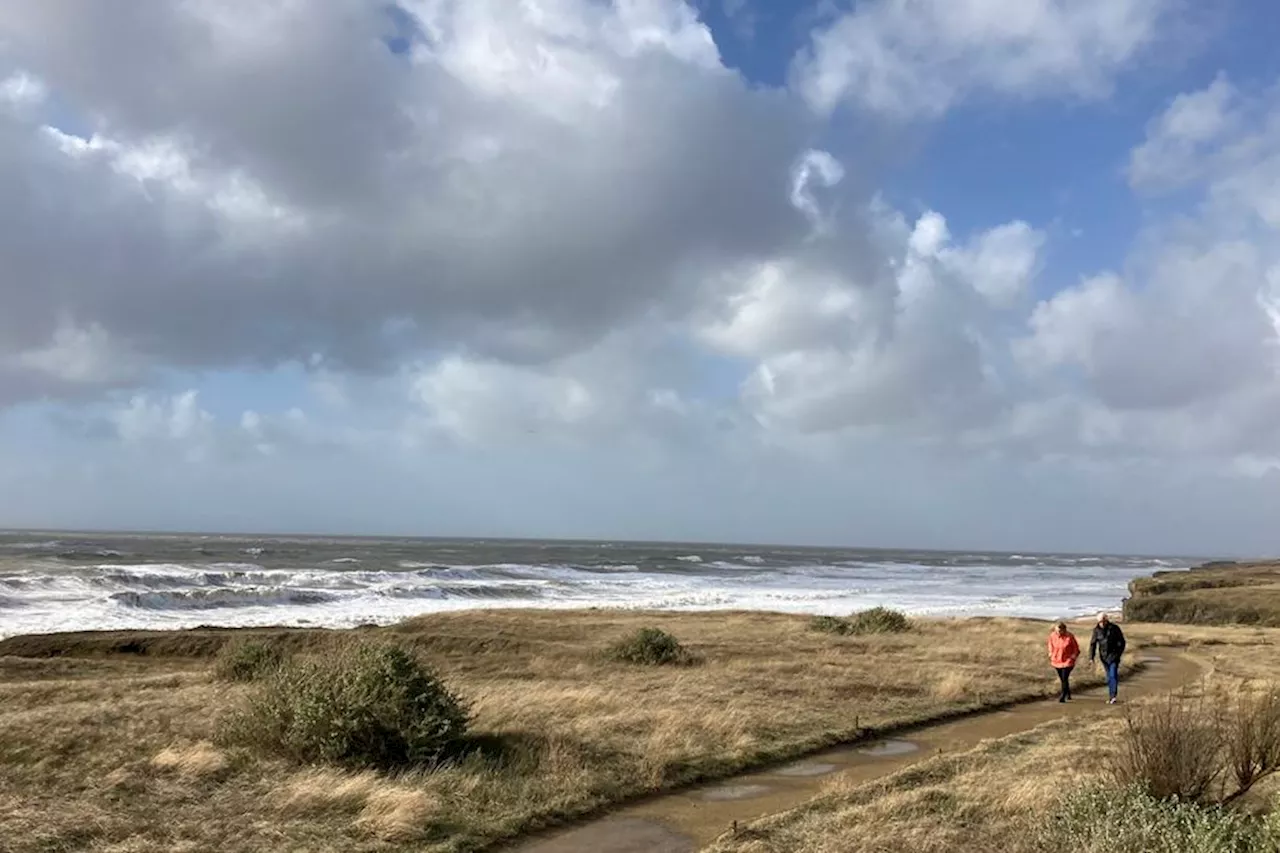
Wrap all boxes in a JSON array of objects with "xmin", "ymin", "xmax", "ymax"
[
  {"xmin": 1113, "ymin": 691, "xmax": 1224, "ymax": 803},
  {"xmin": 810, "ymin": 608, "xmax": 912, "ymax": 636},
  {"xmin": 213, "ymin": 639, "xmax": 285, "ymax": 682},
  {"xmin": 220, "ymin": 642, "xmax": 470, "ymax": 770},
  {"xmin": 605, "ymin": 628, "xmax": 698, "ymax": 666}
]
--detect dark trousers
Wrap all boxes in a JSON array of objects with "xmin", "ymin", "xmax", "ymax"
[{"xmin": 1055, "ymin": 666, "xmax": 1074, "ymax": 701}]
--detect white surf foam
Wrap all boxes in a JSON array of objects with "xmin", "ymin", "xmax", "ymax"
[{"xmin": 0, "ymin": 552, "xmax": 1195, "ymax": 639}]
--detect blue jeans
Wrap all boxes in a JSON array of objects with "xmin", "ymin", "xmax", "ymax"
[{"xmin": 1103, "ymin": 660, "xmax": 1120, "ymax": 699}]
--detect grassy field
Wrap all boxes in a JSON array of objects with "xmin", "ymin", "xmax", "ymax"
[
  {"xmin": 708, "ymin": 623, "xmax": 1280, "ymax": 853},
  {"xmin": 704, "ymin": 713, "xmax": 1115, "ymax": 853},
  {"xmin": 1125, "ymin": 560, "xmax": 1280, "ymax": 626},
  {"xmin": 0, "ymin": 610, "xmax": 1125, "ymax": 853}
]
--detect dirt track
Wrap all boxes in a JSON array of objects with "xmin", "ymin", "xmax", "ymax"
[{"xmin": 509, "ymin": 651, "xmax": 1200, "ymax": 853}]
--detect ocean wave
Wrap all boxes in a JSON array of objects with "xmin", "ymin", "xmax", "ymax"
[
  {"xmin": 110, "ymin": 587, "xmax": 340, "ymax": 611},
  {"xmin": 377, "ymin": 583, "xmax": 544, "ymax": 601},
  {"xmin": 330, "ymin": 558, "xmax": 361, "ymax": 564},
  {"xmin": 57, "ymin": 549, "xmax": 126, "ymax": 561},
  {"xmin": 676, "ymin": 555, "xmax": 703, "ymax": 563},
  {"xmin": 1, "ymin": 540, "xmax": 63, "ymax": 551},
  {"xmin": 738, "ymin": 556, "xmax": 765, "ymax": 564}
]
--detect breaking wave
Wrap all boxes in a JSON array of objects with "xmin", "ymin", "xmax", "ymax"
[{"xmin": 0, "ymin": 535, "xmax": 1199, "ymax": 638}]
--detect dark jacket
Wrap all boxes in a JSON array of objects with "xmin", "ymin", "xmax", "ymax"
[{"xmin": 1089, "ymin": 622, "xmax": 1126, "ymax": 664}]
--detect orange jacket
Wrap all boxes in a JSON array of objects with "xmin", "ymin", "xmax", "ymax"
[{"xmin": 1048, "ymin": 631, "xmax": 1080, "ymax": 668}]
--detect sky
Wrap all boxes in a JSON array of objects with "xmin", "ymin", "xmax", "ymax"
[{"xmin": 2, "ymin": 0, "xmax": 1280, "ymax": 556}]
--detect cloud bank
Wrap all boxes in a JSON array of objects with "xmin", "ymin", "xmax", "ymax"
[{"xmin": 2, "ymin": 0, "xmax": 1279, "ymax": 552}]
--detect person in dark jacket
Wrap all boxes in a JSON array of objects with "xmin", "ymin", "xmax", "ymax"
[{"xmin": 1089, "ymin": 612, "xmax": 1126, "ymax": 704}]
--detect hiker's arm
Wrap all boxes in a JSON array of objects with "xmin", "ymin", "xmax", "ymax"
[{"xmin": 1089, "ymin": 632, "xmax": 1097, "ymax": 662}]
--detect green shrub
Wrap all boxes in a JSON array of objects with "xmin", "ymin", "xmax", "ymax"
[
  {"xmin": 219, "ymin": 642, "xmax": 469, "ymax": 769},
  {"xmin": 846, "ymin": 607, "xmax": 911, "ymax": 634},
  {"xmin": 810, "ymin": 615, "xmax": 850, "ymax": 634},
  {"xmin": 812, "ymin": 608, "xmax": 912, "ymax": 636},
  {"xmin": 1039, "ymin": 784, "xmax": 1279, "ymax": 853},
  {"xmin": 605, "ymin": 628, "xmax": 697, "ymax": 666},
  {"xmin": 213, "ymin": 639, "xmax": 285, "ymax": 682}
]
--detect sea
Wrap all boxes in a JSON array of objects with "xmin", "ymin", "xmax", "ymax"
[{"xmin": 0, "ymin": 531, "xmax": 1200, "ymax": 639}]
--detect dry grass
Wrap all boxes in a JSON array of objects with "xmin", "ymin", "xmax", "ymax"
[
  {"xmin": 707, "ymin": 716, "xmax": 1116, "ymax": 853},
  {"xmin": 0, "ymin": 610, "xmax": 1133, "ymax": 853},
  {"xmin": 150, "ymin": 741, "xmax": 230, "ymax": 781},
  {"xmin": 707, "ymin": 629, "xmax": 1280, "ymax": 853}
]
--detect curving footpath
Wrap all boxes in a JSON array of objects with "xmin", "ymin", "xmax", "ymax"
[{"xmin": 508, "ymin": 651, "xmax": 1201, "ymax": 853}]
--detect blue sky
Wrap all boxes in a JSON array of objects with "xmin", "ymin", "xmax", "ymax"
[{"xmin": 3, "ymin": 0, "xmax": 1280, "ymax": 554}]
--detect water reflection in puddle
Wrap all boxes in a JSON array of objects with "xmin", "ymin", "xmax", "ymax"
[
  {"xmin": 858, "ymin": 739, "xmax": 920, "ymax": 758},
  {"xmin": 700, "ymin": 784, "xmax": 773, "ymax": 802},
  {"xmin": 774, "ymin": 762, "xmax": 839, "ymax": 777}
]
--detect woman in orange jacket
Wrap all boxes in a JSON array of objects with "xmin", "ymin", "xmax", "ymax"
[{"xmin": 1047, "ymin": 622, "xmax": 1080, "ymax": 703}]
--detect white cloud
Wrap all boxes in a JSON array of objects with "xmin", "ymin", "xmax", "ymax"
[
  {"xmin": 1128, "ymin": 73, "xmax": 1238, "ymax": 189},
  {"xmin": 700, "ymin": 205, "xmax": 1045, "ymax": 434},
  {"xmin": 0, "ymin": 0, "xmax": 812, "ymax": 403},
  {"xmin": 11, "ymin": 321, "xmax": 146, "ymax": 386},
  {"xmin": 794, "ymin": 0, "xmax": 1170, "ymax": 117},
  {"xmin": 6, "ymin": 4, "xmax": 1280, "ymax": 553},
  {"xmin": 112, "ymin": 391, "xmax": 215, "ymax": 451},
  {"xmin": 789, "ymin": 148, "xmax": 845, "ymax": 232},
  {"xmin": 1010, "ymin": 73, "xmax": 1280, "ymax": 465}
]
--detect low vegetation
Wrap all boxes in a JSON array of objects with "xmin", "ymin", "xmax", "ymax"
[
  {"xmin": 1113, "ymin": 685, "xmax": 1280, "ymax": 803},
  {"xmin": 710, "ymin": 627, "xmax": 1280, "ymax": 853},
  {"xmin": 604, "ymin": 627, "xmax": 698, "ymax": 666},
  {"xmin": 213, "ymin": 639, "xmax": 285, "ymax": 682},
  {"xmin": 1040, "ymin": 784, "xmax": 1280, "ymax": 853},
  {"xmin": 1125, "ymin": 560, "xmax": 1280, "ymax": 627},
  {"xmin": 219, "ymin": 642, "xmax": 470, "ymax": 770},
  {"xmin": 810, "ymin": 607, "xmax": 912, "ymax": 636},
  {"xmin": 0, "ymin": 610, "xmax": 1122, "ymax": 852}
]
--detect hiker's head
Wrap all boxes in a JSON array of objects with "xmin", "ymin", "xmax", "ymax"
[
  {"xmin": 1056, "ymin": 622, "xmax": 1068, "ymax": 635},
  {"xmin": 1097, "ymin": 612, "xmax": 1110, "ymax": 626}
]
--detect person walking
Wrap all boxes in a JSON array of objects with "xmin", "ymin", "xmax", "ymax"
[
  {"xmin": 1047, "ymin": 621, "xmax": 1080, "ymax": 703},
  {"xmin": 1089, "ymin": 612, "xmax": 1127, "ymax": 704}
]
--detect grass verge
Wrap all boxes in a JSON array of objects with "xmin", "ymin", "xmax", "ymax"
[{"xmin": 0, "ymin": 610, "xmax": 1133, "ymax": 853}]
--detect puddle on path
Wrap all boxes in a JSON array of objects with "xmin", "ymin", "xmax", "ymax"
[
  {"xmin": 858, "ymin": 739, "xmax": 920, "ymax": 758},
  {"xmin": 774, "ymin": 761, "xmax": 839, "ymax": 778},
  {"xmin": 700, "ymin": 784, "xmax": 773, "ymax": 802}
]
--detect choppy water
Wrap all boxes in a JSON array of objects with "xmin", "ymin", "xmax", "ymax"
[{"xmin": 0, "ymin": 531, "xmax": 1199, "ymax": 638}]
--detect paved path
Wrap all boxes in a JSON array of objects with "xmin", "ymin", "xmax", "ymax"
[{"xmin": 509, "ymin": 651, "xmax": 1201, "ymax": 853}]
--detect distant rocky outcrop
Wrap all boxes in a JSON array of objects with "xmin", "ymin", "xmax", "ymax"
[{"xmin": 1124, "ymin": 560, "xmax": 1280, "ymax": 626}]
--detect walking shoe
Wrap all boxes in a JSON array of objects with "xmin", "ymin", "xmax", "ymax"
[{"xmin": 1108, "ymin": 698, "xmax": 1117, "ymax": 704}]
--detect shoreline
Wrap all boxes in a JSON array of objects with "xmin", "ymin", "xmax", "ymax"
[{"xmin": 0, "ymin": 606, "xmax": 1131, "ymax": 654}]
